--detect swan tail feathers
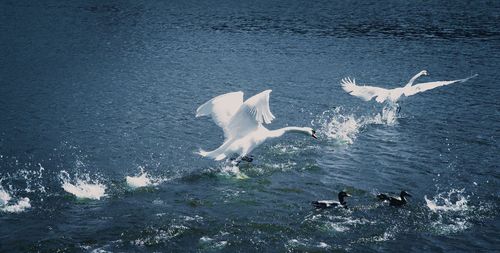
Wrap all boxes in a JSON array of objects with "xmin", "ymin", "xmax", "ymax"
[{"xmin": 197, "ymin": 148, "xmax": 227, "ymax": 161}]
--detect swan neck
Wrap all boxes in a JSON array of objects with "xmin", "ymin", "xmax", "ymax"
[
  {"xmin": 269, "ymin": 127, "xmax": 308, "ymax": 138},
  {"xmin": 405, "ymin": 72, "xmax": 424, "ymax": 87}
]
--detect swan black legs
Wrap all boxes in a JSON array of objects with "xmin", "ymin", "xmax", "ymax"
[
  {"xmin": 241, "ymin": 156, "xmax": 254, "ymax": 162},
  {"xmin": 230, "ymin": 155, "xmax": 254, "ymax": 166}
]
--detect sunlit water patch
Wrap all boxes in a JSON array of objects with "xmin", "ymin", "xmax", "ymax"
[{"xmin": 59, "ymin": 170, "xmax": 107, "ymax": 200}]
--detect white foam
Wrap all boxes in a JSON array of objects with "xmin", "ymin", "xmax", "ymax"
[
  {"xmin": 126, "ymin": 167, "xmax": 155, "ymax": 188},
  {"xmin": 373, "ymin": 230, "xmax": 395, "ymax": 242},
  {"xmin": 328, "ymin": 222, "xmax": 350, "ymax": 232},
  {"xmin": 18, "ymin": 165, "xmax": 46, "ymax": 193},
  {"xmin": 313, "ymin": 107, "xmax": 387, "ymax": 144},
  {"xmin": 200, "ymin": 236, "xmax": 213, "ymax": 243},
  {"xmin": 0, "ymin": 186, "xmax": 11, "ymax": 205},
  {"xmin": 317, "ymin": 242, "xmax": 330, "ymax": 248},
  {"xmin": 425, "ymin": 189, "xmax": 469, "ymax": 212},
  {"xmin": 60, "ymin": 171, "xmax": 107, "ymax": 200},
  {"xmin": 218, "ymin": 165, "xmax": 249, "ymax": 179},
  {"xmin": 286, "ymin": 238, "xmax": 329, "ymax": 250},
  {"xmin": 322, "ymin": 217, "xmax": 373, "ymax": 233},
  {"xmin": 425, "ymin": 189, "xmax": 472, "ymax": 234},
  {"xmin": 379, "ymin": 103, "xmax": 399, "ymax": 125},
  {"xmin": 126, "ymin": 167, "xmax": 174, "ymax": 189},
  {"xmin": 429, "ymin": 218, "xmax": 470, "ymax": 234},
  {"xmin": 314, "ymin": 108, "xmax": 361, "ymax": 144},
  {"xmin": 0, "ymin": 185, "xmax": 31, "ymax": 213},
  {"xmin": 1, "ymin": 197, "xmax": 31, "ymax": 213}
]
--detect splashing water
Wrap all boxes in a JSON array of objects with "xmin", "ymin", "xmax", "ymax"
[
  {"xmin": 0, "ymin": 185, "xmax": 11, "ymax": 206},
  {"xmin": 218, "ymin": 164, "xmax": 249, "ymax": 180},
  {"xmin": 425, "ymin": 189, "xmax": 472, "ymax": 234},
  {"xmin": 379, "ymin": 103, "xmax": 399, "ymax": 126},
  {"xmin": 313, "ymin": 107, "xmax": 386, "ymax": 144},
  {"xmin": 425, "ymin": 188, "xmax": 469, "ymax": 212},
  {"xmin": 199, "ymin": 236, "xmax": 228, "ymax": 250},
  {"xmin": 18, "ymin": 164, "xmax": 47, "ymax": 194},
  {"xmin": 126, "ymin": 167, "xmax": 163, "ymax": 189},
  {"xmin": 313, "ymin": 107, "xmax": 362, "ymax": 144},
  {"xmin": 0, "ymin": 184, "xmax": 31, "ymax": 213},
  {"xmin": 59, "ymin": 171, "xmax": 107, "ymax": 200}
]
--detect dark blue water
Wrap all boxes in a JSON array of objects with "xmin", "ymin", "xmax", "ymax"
[{"xmin": 1, "ymin": 0, "xmax": 499, "ymax": 252}]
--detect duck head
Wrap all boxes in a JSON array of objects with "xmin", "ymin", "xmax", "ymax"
[
  {"xmin": 400, "ymin": 191, "xmax": 412, "ymax": 198},
  {"xmin": 338, "ymin": 191, "xmax": 351, "ymax": 203}
]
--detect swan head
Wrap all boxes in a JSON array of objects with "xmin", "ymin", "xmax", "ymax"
[
  {"xmin": 306, "ymin": 128, "xmax": 318, "ymax": 139},
  {"xmin": 420, "ymin": 70, "xmax": 428, "ymax": 76}
]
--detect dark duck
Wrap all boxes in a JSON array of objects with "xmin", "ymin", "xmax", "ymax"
[
  {"xmin": 312, "ymin": 191, "xmax": 351, "ymax": 209},
  {"xmin": 377, "ymin": 190, "xmax": 412, "ymax": 206}
]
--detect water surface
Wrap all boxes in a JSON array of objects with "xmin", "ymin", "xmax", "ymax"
[{"xmin": 0, "ymin": 0, "xmax": 499, "ymax": 252}]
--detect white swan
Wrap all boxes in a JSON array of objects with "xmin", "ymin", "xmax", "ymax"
[
  {"xmin": 196, "ymin": 90, "xmax": 317, "ymax": 162},
  {"xmin": 341, "ymin": 70, "xmax": 478, "ymax": 103}
]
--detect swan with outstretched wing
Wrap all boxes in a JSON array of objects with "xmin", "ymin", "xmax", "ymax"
[
  {"xmin": 196, "ymin": 90, "xmax": 317, "ymax": 163},
  {"xmin": 341, "ymin": 70, "xmax": 477, "ymax": 103}
]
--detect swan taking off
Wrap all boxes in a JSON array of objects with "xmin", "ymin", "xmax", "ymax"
[
  {"xmin": 196, "ymin": 90, "xmax": 317, "ymax": 162},
  {"xmin": 341, "ymin": 70, "xmax": 478, "ymax": 103}
]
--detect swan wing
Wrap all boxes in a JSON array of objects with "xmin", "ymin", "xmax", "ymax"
[
  {"xmin": 404, "ymin": 74, "xmax": 477, "ymax": 97},
  {"xmin": 226, "ymin": 90, "xmax": 275, "ymax": 139},
  {"xmin": 196, "ymin": 91, "xmax": 244, "ymax": 138},
  {"xmin": 341, "ymin": 77, "xmax": 391, "ymax": 103},
  {"xmin": 242, "ymin": 89, "xmax": 275, "ymax": 124}
]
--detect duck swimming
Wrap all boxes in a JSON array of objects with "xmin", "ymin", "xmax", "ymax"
[
  {"xmin": 312, "ymin": 191, "xmax": 351, "ymax": 209},
  {"xmin": 377, "ymin": 190, "xmax": 412, "ymax": 207}
]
